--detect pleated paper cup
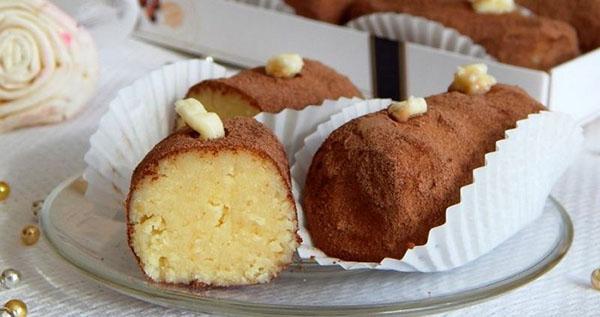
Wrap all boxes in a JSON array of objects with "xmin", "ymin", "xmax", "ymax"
[
  {"xmin": 83, "ymin": 59, "xmax": 228, "ymax": 214},
  {"xmin": 347, "ymin": 13, "xmax": 494, "ymax": 60},
  {"xmin": 292, "ymin": 99, "xmax": 583, "ymax": 272}
]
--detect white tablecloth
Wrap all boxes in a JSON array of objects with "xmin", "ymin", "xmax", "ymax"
[{"xmin": 0, "ymin": 38, "xmax": 599, "ymax": 316}]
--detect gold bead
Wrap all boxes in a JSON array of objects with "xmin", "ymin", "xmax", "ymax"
[
  {"xmin": 4, "ymin": 299, "xmax": 27, "ymax": 317},
  {"xmin": 0, "ymin": 181, "xmax": 10, "ymax": 202},
  {"xmin": 592, "ymin": 268, "xmax": 600, "ymax": 290},
  {"xmin": 21, "ymin": 225, "xmax": 40, "ymax": 246}
]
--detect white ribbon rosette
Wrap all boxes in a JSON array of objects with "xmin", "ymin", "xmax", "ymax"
[{"xmin": 0, "ymin": 0, "xmax": 98, "ymax": 132}]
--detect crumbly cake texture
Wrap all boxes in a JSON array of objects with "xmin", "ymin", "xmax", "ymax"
[
  {"xmin": 284, "ymin": 0, "xmax": 356, "ymax": 24},
  {"xmin": 517, "ymin": 0, "xmax": 600, "ymax": 52},
  {"xmin": 186, "ymin": 59, "xmax": 362, "ymax": 119},
  {"xmin": 347, "ymin": 0, "xmax": 580, "ymax": 70},
  {"xmin": 127, "ymin": 117, "xmax": 299, "ymax": 287},
  {"xmin": 303, "ymin": 84, "xmax": 544, "ymax": 262}
]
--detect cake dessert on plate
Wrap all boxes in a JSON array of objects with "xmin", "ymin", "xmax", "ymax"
[
  {"xmin": 127, "ymin": 99, "xmax": 299, "ymax": 287},
  {"xmin": 185, "ymin": 53, "xmax": 362, "ymax": 119},
  {"xmin": 302, "ymin": 64, "xmax": 545, "ymax": 262}
]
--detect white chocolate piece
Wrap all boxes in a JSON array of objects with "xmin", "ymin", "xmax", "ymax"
[
  {"xmin": 450, "ymin": 63, "xmax": 497, "ymax": 95},
  {"xmin": 388, "ymin": 96, "xmax": 428, "ymax": 123},
  {"xmin": 265, "ymin": 53, "xmax": 304, "ymax": 78},
  {"xmin": 471, "ymin": 0, "xmax": 516, "ymax": 14},
  {"xmin": 175, "ymin": 98, "xmax": 207, "ymax": 116},
  {"xmin": 175, "ymin": 98, "xmax": 225, "ymax": 140}
]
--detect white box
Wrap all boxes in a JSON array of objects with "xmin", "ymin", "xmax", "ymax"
[{"xmin": 134, "ymin": 0, "xmax": 600, "ymax": 123}]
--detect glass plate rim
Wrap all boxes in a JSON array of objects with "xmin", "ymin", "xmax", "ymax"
[{"xmin": 40, "ymin": 173, "xmax": 574, "ymax": 316}]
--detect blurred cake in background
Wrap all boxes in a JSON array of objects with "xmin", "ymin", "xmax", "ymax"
[
  {"xmin": 517, "ymin": 0, "xmax": 600, "ymax": 52},
  {"xmin": 280, "ymin": 0, "xmax": 580, "ymax": 70},
  {"xmin": 346, "ymin": 0, "xmax": 579, "ymax": 70},
  {"xmin": 284, "ymin": 0, "xmax": 355, "ymax": 24},
  {"xmin": 0, "ymin": 0, "xmax": 98, "ymax": 133}
]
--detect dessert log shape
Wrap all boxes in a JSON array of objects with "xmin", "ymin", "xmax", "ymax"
[
  {"xmin": 186, "ymin": 59, "xmax": 362, "ymax": 119},
  {"xmin": 347, "ymin": 0, "xmax": 580, "ymax": 70},
  {"xmin": 517, "ymin": 0, "xmax": 600, "ymax": 52},
  {"xmin": 302, "ymin": 84, "xmax": 544, "ymax": 262},
  {"xmin": 284, "ymin": 0, "xmax": 355, "ymax": 24},
  {"xmin": 127, "ymin": 117, "xmax": 299, "ymax": 287}
]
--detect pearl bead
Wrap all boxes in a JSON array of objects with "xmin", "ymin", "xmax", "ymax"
[
  {"xmin": 4, "ymin": 300, "xmax": 26, "ymax": 317},
  {"xmin": 21, "ymin": 225, "xmax": 40, "ymax": 246},
  {"xmin": 1, "ymin": 269, "xmax": 21, "ymax": 289},
  {"xmin": 31, "ymin": 200, "xmax": 44, "ymax": 218},
  {"xmin": 592, "ymin": 268, "xmax": 600, "ymax": 290},
  {"xmin": 0, "ymin": 181, "xmax": 10, "ymax": 202}
]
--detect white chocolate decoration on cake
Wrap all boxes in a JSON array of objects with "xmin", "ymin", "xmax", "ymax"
[
  {"xmin": 388, "ymin": 96, "xmax": 428, "ymax": 122},
  {"xmin": 471, "ymin": 0, "xmax": 516, "ymax": 14},
  {"xmin": 0, "ymin": 0, "xmax": 98, "ymax": 133},
  {"xmin": 450, "ymin": 63, "xmax": 497, "ymax": 95},
  {"xmin": 265, "ymin": 53, "xmax": 304, "ymax": 78},
  {"xmin": 175, "ymin": 98, "xmax": 225, "ymax": 140}
]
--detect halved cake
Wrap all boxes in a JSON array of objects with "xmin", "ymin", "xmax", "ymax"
[
  {"xmin": 127, "ymin": 113, "xmax": 299, "ymax": 287},
  {"xmin": 186, "ymin": 58, "xmax": 362, "ymax": 119}
]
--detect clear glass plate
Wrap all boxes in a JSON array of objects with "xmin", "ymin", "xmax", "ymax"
[{"xmin": 40, "ymin": 174, "xmax": 573, "ymax": 316}]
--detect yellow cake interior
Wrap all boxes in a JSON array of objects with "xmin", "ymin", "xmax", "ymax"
[
  {"xmin": 129, "ymin": 150, "xmax": 298, "ymax": 286},
  {"xmin": 188, "ymin": 88, "xmax": 260, "ymax": 119}
]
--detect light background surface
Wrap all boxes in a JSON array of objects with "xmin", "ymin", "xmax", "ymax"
[{"xmin": 0, "ymin": 38, "xmax": 599, "ymax": 316}]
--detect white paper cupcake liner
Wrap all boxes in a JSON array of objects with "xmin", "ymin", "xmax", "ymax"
[
  {"xmin": 292, "ymin": 99, "xmax": 583, "ymax": 272},
  {"xmin": 83, "ymin": 59, "xmax": 228, "ymax": 213},
  {"xmin": 347, "ymin": 13, "xmax": 494, "ymax": 60}
]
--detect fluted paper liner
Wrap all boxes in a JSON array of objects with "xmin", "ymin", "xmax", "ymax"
[
  {"xmin": 347, "ymin": 13, "xmax": 494, "ymax": 60},
  {"xmin": 292, "ymin": 99, "xmax": 583, "ymax": 272},
  {"xmin": 84, "ymin": 59, "xmax": 376, "ymax": 213}
]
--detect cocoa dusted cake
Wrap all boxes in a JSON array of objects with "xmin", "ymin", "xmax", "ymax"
[
  {"xmin": 127, "ymin": 100, "xmax": 299, "ymax": 287},
  {"xmin": 346, "ymin": 0, "xmax": 579, "ymax": 70},
  {"xmin": 186, "ymin": 55, "xmax": 362, "ymax": 119},
  {"xmin": 284, "ymin": 0, "xmax": 355, "ymax": 24},
  {"xmin": 302, "ymin": 64, "xmax": 545, "ymax": 262},
  {"xmin": 517, "ymin": 0, "xmax": 600, "ymax": 52}
]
